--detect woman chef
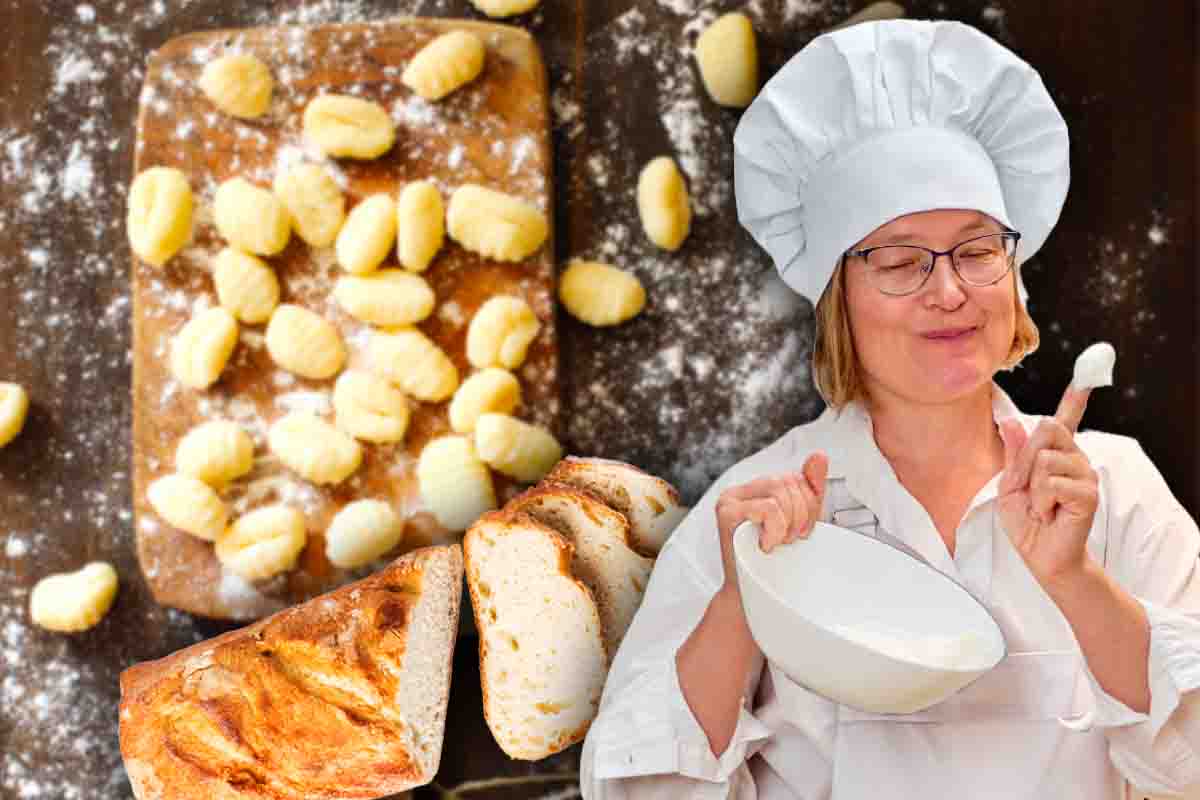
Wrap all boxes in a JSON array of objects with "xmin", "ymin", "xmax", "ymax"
[{"xmin": 580, "ymin": 18, "xmax": 1200, "ymax": 799}]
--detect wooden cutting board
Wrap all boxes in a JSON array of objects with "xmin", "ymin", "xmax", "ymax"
[{"xmin": 131, "ymin": 17, "xmax": 558, "ymax": 620}]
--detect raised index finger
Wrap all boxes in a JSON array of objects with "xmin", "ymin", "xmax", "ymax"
[{"xmin": 1054, "ymin": 384, "xmax": 1091, "ymax": 435}]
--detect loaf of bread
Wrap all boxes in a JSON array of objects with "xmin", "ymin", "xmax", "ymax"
[{"xmin": 118, "ymin": 545, "xmax": 462, "ymax": 800}]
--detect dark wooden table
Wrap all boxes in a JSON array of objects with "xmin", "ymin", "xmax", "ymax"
[{"xmin": 0, "ymin": 1, "xmax": 1194, "ymax": 798}]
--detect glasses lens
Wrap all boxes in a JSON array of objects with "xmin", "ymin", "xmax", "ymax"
[
  {"xmin": 953, "ymin": 234, "xmax": 1015, "ymax": 285},
  {"xmin": 865, "ymin": 246, "xmax": 931, "ymax": 294}
]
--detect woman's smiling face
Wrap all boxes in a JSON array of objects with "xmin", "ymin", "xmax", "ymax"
[{"xmin": 843, "ymin": 209, "xmax": 1019, "ymax": 406}]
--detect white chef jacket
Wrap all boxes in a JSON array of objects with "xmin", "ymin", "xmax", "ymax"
[{"xmin": 580, "ymin": 382, "xmax": 1200, "ymax": 799}]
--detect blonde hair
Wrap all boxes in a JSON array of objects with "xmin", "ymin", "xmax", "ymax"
[{"xmin": 811, "ymin": 259, "xmax": 1040, "ymax": 409}]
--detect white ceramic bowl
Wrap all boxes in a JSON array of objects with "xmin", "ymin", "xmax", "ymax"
[{"xmin": 733, "ymin": 520, "xmax": 1006, "ymax": 714}]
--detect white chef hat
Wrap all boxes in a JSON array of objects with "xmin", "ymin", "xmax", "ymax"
[{"xmin": 733, "ymin": 19, "xmax": 1070, "ymax": 307}]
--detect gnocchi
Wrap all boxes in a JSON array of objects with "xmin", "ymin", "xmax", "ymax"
[
  {"xmin": 147, "ymin": 473, "xmax": 228, "ymax": 541},
  {"xmin": 265, "ymin": 304, "xmax": 347, "ymax": 380},
  {"xmin": 170, "ymin": 307, "xmax": 239, "ymax": 390},
  {"xmin": 213, "ymin": 247, "xmax": 280, "ymax": 324},
  {"xmin": 198, "ymin": 52, "xmax": 274, "ymax": 119},
  {"xmin": 273, "ymin": 163, "xmax": 346, "ymax": 248},
  {"xmin": 448, "ymin": 368, "xmax": 521, "ymax": 434},
  {"xmin": 268, "ymin": 412, "xmax": 363, "ymax": 485},
  {"xmin": 333, "ymin": 270, "xmax": 435, "ymax": 327},
  {"xmin": 559, "ymin": 259, "xmax": 646, "ymax": 326},
  {"xmin": 0, "ymin": 382, "xmax": 29, "ymax": 448},
  {"xmin": 127, "ymin": 166, "xmax": 193, "ymax": 267},
  {"xmin": 336, "ymin": 194, "xmax": 397, "ymax": 275},
  {"xmin": 694, "ymin": 13, "xmax": 758, "ymax": 108},
  {"xmin": 214, "ymin": 177, "xmax": 292, "ymax": 257},
  {"xmin": 417, "ymin": 436, "xmax": 497, "ymax": 531},
  {"xmin": 333, "ymin": 371, "xmax": 411, "ymax": 444},
  {"xmin": 466, "ymin": 296, "xmax": 540, "ymax": 370},
  {"xmin": 215, "ymin": 505, "xmax": 307, "ymax": 582},
  {"xmin": 469, "ymin": 0, "xmax": 540, "ymax": 17},
  {"xmin": 175, "ymin": 419, "xmax": 255, "ymax": 486},
  {"xmin": 303, "ymin": 94, "xmax": 396, "ymax": 159},
  {"xmin": 396, "ymin": 180, "xmax": 445, "ymax": 272},
  {"xmin": 474, "ymin": 412, "xmax": 562, "ymax": 483},
  {"xmin": 402, "ymin": 30, "xmax": 486, "ymax": 101},
  {"xmin": 637, "ymin": 156, "xmax": 692, "ymax": 251},
  {"xmin": 30, "ymin": 562, "xmax": 119, "ymax": 633},
  {"xmin": 446, "ymin": 184, "xmax": 548, "ymax": 262},
  {"xmin": 368, "ymin": 329, "xmax": 459, "ymax": 403},
  {"xmin": 325, "ymin": 499, "xmax": 404, "ymax": 569}
]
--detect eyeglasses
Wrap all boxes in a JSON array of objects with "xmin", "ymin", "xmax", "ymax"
[{"xmin": 844, "ymin": 230, "xmax": 1021, "ymax": 297}]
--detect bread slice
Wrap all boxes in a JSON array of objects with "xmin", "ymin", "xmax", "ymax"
[
  {"xmin": 118, "ymin": 545, "xmax": 462, "ymax": 800},
  {"xmin": 464, "ymin": 511, "xmax": 607, "ymax": 761},
  {"xmin": 545, "ymin": 456, "xmax": 688, "ymax": 556},
  {"xmin": 506, "ymin": 481, "xmax": 653, "ymax": 662}
]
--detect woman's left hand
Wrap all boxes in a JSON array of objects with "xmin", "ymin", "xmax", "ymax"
[{"xmin": 997, "ymin": 383, "xmax": 1099, "ymax": 587}]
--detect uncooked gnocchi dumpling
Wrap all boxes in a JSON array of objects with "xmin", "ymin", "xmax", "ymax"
[
  {"xmin": 637, "ymin": 156, "xmax": 691, "ymax": 251},
  {"xmin": 147, "ymin": 473, "xmax": 228, "ymax": 541},
  {"xmin": 446, "ymin": 184, "xmax": 548, "ymax": 262},
  {"xmin": 127, "ymin": 166, "xmax": 193, "ymax": 267},
  {"xmin": 268, "ymin": 412, "xmax": 363, "ymax": 485},
  {"xmin": 417, "ymin": 435, "xmax": 496, "ymax": 531},
  {"xmin": 325, "ymin": 499, "xmax": 404, "ymax": 569},
  {"xmin": 694, "ymin": 13, "xmax": 758, "ymax": 108},
  {"xmin": 337, "ymin": 194, "xmax": 397, "ymax": 275},
  {"xmin": 402, "ymin": 30, "xmax": 486, "ymax": 101},
  {"xmin": 198, "ymin": 52, "xmax": 274, "ymax": 119},
  {"xmin": 265, "ymin": 304, "xmax": 346, "ymax": 380},
  {"xmin": 448, "ymin": 368, "xmax": 521, "ymax": 434},
  {"xmin": 303, "ymin": 94, "xmax": 396, "ymax": 159},
  {"xmin": 175, "ymin": 420, "xmax": 255, "ymax": 486},
  {"xmin": 396, "ymin": 180, "xmax": 445, "ymax": 272},
  {"xmin": 214, "ymin": 177, "xmax": 292, "ymax": 256},
  {"xmin": 30, "ymin": 562, "xmax": 119, "ymax": 633},
  {"xmin": 469, "ymin": 0, "xmax": 540, "ymax": 17},
  {"xmin": 170, "ymin": 307, "xmax": 239, "ymax": 390},
  {"xmin": 213, "ymin": 248, "xmax": 280, "ymax": 324},
  {"xmin": 0, "ymin": 382, "xmax": 29, "ymax": 448},
  {"xmin": 368, "ymin": 329, "xmax": 459, "ymax": 403},
  {"xmin": 273, "ymin": 163, "xmax": 346, "ymax": 248},
  {"xmin": 473, "ymin": 412, "xmax": 562, "ymax": 483},
  {"xmin": 333, "ymin": 370, "xmax": 411, "ymax": 444},
  {"xmin": 559, "ymin": 259, "xmax": 646, "ymax": 326},
  {"xmin": 216, "ymin": 505, "xmax": 307, "ymax": 582},
  {"xmin": 333, "ymin": 270, "xmax": 435, "ymax": 327},
  {"xmin": 466, "ymin": 296, "xmax": 540, "ymax": 370}
]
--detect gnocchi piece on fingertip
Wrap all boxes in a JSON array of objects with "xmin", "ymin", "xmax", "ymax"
[
  {"xmin": 402, "ymin": 30, "xmax": 486, "ymax": 101},
  {"xmin": 417, "ymin": 435, "xmax": 497, "ymax": 531},
  {"xmin": 273, "ymin": 163, "xmax": 346, "ymax": 248},
  {"xmin": 214, "ymin": 177, "xmax": 292, "ymax": 256},
  {"xmin": 213, "ymin": 248, "xmax": 280, "ymax": 324},
  {"xmin": 175, "ymin": 420, "xmax": 255, "ymax": 487},
  {"xmin": 396, "ymin": 180, "xmax": 445, "ymax": 272},
  {"xmin": 336, "ymin": 194, "xmax": 398, "ymax": 275},
  {"xmin": 446, "ymin": 184, "xmax": 548, "ymax": 262},
  {"xmin": 127, "ymin": 166, "xmax": 193, "ymax": 267},
  {"xmin": 325, "ymin": 499, "xmax": 405, "ymax": 569},
  {"xmin": 559, "ymin": 259, "xmax": 647, "ymax": 327},
  {"xmin": 333, "ymin": 370, "xmax": 411, "ymax": 444},
  {"xmin": 637, "ymin": 156, "xmax": 692, "ymax": 251},
  {"xmin": 30, "ymin": 562, "xmax": 119, "ymax": 633},
  {"xmin": 449, "ymin": 367, "xmax": 521, "ymax": 434},
  {"xmin": 333, "ymin": 270, "xmax": 436, "ymax": 327},
  {"xmin": 265, "ymin": 304, "xmax": 347, "ymax": 380},
  {"xmin": 367, "ymin": 329, "xmax": 459, "ymax": 403},
  {"xmin": 303, "ymin": 94, "xmax": 396, "ymax": 159},
  {"xmin": 469, "ymin": 0, "xmax": 540, "ymax": 17},
  {"xmin": 147, "ymin": 473, "xmax": 228, "ymax": 541},
  {"xmin": 473, "ymin": 412, "xmax": 562, "ymax": 483},
  {"xmin": 694, "ymin": 13, "xmax": 759, "ymax": 108},
  {"xmin": 216, "ymin": 505, "xmax": 308, "ymax": 582},
  {"xmin": 0, "ymin": 382, "xmax": 29, "ymax": 448},
  {"xmin": 198, "ymin": 52, "xmax": 274, "ymax": 119},
  {"xmin": 466, "ymin": 295, "xmax": 540, "ymax": 370},
  {"xmin": 169, "ymin": 307, "xmax": 239, "ymax": 390},
  {"xmin": 268, "ymin": 412, "xmax": 363, "ymax": 485}
]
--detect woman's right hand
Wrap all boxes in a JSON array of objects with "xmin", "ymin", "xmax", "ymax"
[{"xmin": 714, "ymin": 451, "xmax": 830, "ymax": 593}]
